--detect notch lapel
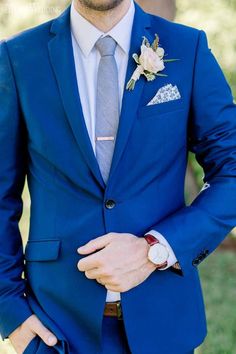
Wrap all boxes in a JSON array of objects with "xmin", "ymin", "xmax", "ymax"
[
  {"xmin": 48, "ymin": 6, "xmax": 106, "ymax": 189},
  {"xmin": 48, "ymin": 3, "xmax": 152, "ymax": 189},
  {"xmin": 107, "ymin": 2, "xmax": 152, "ymax": 183}
]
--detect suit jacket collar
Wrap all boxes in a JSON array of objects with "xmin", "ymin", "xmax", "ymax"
[{"xmin": 48, "ymin": 2, "xmax": 152, "ymax": 189}]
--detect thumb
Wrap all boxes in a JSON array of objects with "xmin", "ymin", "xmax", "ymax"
[{"xmin": 30, "ymin": 316, "xmax": 57, "ymax": 346}]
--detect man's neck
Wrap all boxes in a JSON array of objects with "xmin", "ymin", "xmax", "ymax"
[{"xmin": 73, "ymin": 0, "xmax": 131, "ymax": 33}]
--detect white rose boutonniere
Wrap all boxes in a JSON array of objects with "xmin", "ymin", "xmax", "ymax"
[{"xmin": 126, "ymin": 34, "xmax": 178, "ymax": 91}]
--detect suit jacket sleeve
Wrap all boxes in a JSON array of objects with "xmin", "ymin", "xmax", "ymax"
[
  {"xmin": 150, "ymin": 30, "xmax": 236, "ymax": 276},
  {"xmin": 0, "ymin": 41, "xmax": 33, "ymax": 339}
]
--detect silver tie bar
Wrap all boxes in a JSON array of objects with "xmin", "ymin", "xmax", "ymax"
[{"xmin": 96, "ymin": 136, "xmax": 115, "ymax": 141}]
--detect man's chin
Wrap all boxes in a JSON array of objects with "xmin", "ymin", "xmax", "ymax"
[{"xmin": 78, "ymin": 0, "xmax": 125, "ymax": 12}]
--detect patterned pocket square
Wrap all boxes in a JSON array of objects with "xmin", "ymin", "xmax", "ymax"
[{"xmin": 147, "ymin": 84, "xmax": 181, "ymax": 106}]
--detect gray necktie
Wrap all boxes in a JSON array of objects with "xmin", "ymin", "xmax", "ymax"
[{"xmin": 95, "ymin": 35, "xmax": 119, "ymax": 184}]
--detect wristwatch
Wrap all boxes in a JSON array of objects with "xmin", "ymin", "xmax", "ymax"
[{"xmin": 144, "ymin": 234, "xmax": 169, "ymax": 268}]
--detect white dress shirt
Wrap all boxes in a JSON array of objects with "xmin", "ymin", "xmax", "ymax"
[{"xmin": 70, "ymin": 0, "xmax": 177, "ymax": 302}]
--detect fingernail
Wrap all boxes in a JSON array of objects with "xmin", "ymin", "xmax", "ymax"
[{"xmin": 48, "ymin": 335, "xmax": 57, "ymax": 345}]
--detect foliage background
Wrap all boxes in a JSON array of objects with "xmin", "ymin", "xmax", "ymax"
[{"xmin": 0, "ymin": 0, "xmax": 236, "ymax": 353}]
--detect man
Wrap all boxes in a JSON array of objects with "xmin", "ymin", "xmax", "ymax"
[{"xmin": 0, "ymin": 0, "xmax": 236, "ymax": 353}]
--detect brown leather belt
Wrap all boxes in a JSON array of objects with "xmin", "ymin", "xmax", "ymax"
[{"xmin": 104, "ymin": 301, "xmax": 123, "ymax": 320}]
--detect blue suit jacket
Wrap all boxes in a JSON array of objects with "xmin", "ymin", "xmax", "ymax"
[{"xmin": 0, "ymin": 2, "xmax": 236, "ymax": 353}]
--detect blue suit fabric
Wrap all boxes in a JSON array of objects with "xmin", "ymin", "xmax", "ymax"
[{"xmin": 0, "ymin": 2, "xmax": 236, "ymax": 353}]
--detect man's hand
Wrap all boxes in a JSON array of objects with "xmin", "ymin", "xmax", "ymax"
[
  {"xmin": 77, "ymin": 233, "xmax": 158, "ymax": 292},
  {"xmin": 9, "ymin": 314, "xmax": 57, "ymax": 354}
]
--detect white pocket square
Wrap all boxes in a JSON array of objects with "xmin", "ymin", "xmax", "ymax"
[{"xmin": 147, "ymin": 84, "xmax": 181, "ymax": 106}]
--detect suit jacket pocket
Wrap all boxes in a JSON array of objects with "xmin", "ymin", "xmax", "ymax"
[
  {"xmin": 25, "ymin": 240, "xmax": 61, "ymax": 262},
  {"xmin": 137, "ymin": 99, "xmax": 186, "ymax": 118}
]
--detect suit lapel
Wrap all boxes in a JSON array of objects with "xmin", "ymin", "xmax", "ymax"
[
  {"xmin": 107, "ymin": 2, "xmax": 152, "ymax": 183},
  {"xmin": 48, "ymin": 3, "xmax": 152, "ymax": 189},
  {"xmin": 48, "ymin": 6, "xmax": 106, "ymax": 189}
]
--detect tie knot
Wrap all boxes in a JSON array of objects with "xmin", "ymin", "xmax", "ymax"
[{"xmin": 95, "ymin": 35, "xmax": 117, "ymax": 57}]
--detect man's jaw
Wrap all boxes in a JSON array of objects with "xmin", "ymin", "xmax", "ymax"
[{"xmin": 76, "ymin": 0, "xmax": 125, "ymax": 12}]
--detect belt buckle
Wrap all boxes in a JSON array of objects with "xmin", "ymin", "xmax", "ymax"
[{"xmin": 116, "ymin": 301, "xmax": 123, "ymax": 321}]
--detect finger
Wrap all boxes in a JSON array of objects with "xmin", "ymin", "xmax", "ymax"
[
  {"xmin": 96, "ymin": 278, "xmax": 105, "ymax": 285},
  {"xmin": 85, "ymin": 268, "xmax": 101, "ymax": 279},
  {"xmin": 77, "ymin": 252, "xmax": 103, "ymax": 271},
  {"xmin": 85, "ymin": 266, "xmax": 112, "ymax": 279},
  {"xmin": 77, "ymin": 234, "xmax": 114, "ymax": 255},
  {"xmin": 30, "ymin": 317, "xmax": 57, "ymax": 346}
]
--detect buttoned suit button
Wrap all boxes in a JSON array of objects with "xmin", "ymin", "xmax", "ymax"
[{"xmin": 105, "ymin": 199, "xmax": 116, "ymax": 209}]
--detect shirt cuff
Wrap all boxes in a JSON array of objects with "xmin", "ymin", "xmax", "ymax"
[{"xmin": 144, "ymin": 229, "xmax": 178, "ymax": 270}]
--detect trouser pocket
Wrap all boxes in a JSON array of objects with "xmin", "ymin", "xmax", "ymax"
[
  {"xmin": 23, "ymin": 336, "xmax": 40, "ymax": 354},
  {"xmin": 23, "ymin": 336, "xmax": 68, "ymax": 354}
]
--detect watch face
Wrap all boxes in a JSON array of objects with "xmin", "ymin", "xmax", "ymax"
[{"xmin": 148, "ymin": 243, "xmax": 169, "ymax": 265}]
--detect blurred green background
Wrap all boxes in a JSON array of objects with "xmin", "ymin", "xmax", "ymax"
[{"xmin": 0, "ymin": 0, "xmax": 236, "ymax": 353}]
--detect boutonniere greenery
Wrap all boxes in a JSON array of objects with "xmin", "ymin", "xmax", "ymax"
[{"xmin": 126, "ymin": 34, "xmax": 178, "ymax": 91}]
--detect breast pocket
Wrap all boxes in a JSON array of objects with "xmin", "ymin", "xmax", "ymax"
[{"xmin": 137, "ymin": 99, "xmax": 186, "ymax": 119}]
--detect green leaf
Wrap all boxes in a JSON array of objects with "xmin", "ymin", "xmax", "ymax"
[
  {"xmin": 142, "ymin": 36, "xmax": 150, "ymax": 47},
  {"xmin": 144, "ymin": 72, "xmax": 156, "ymax": 81},
  {"xmin": 152, "ymin": 33, "xmax": 159, "ymax": 51},
  {"xmin": 126, "ymin": 79, "xmax": 136, "ymax": 91},
  {"xmin": 132, "ymin": 53, "xmax": 140, "ymax": 64},
  {"xmin": 163, "ymin": 58, "xmax": 180, "ymax": 63}
]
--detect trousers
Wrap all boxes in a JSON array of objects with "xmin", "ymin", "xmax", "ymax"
[
  {"xmin": 100, "ymin": 316, "xmax": 195, "ymax": 354},
  {"xmin": 101, "ymin": 316, "xmax": 131, "ymax": 354},
  {"xmin": 23, "ymin": 315, "xmax": 195, "ymax": 354}
]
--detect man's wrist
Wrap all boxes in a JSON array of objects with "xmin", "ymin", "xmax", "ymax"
[
  {"xmin": 144, "ymin": 233, "xmax": 169, "ymax": 268},
  {"xmin": 144, "ymin": 230, "xmax": 181, "ymax": 271}
]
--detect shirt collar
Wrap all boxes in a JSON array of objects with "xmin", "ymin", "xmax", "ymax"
[{"xmin": 70, "ymin": 0, "xmax": 135, "ymax": 57}]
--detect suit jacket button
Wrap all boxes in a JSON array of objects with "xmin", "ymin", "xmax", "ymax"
[
  {"xmin": 105, "ymin": 199, "xmax": 116, "ymax": 209},
  {"xmin": 192, "ymin": 258, "xmax": 199, "ymax": 266},
  {"xmin": 198, "ymin": 254, "xmax": 204, "ymax": 261}
]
